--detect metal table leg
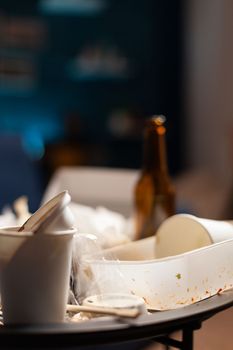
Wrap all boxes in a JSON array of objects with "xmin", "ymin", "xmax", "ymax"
[
  {"xmin": 154, "ymin": 321, "xmax": 201, "ymax": 350},
  {"xmin": 182, "ymin": 327, "xmax": 194, "ymax": 350}
]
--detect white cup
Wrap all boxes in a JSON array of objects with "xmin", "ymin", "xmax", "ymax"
[
  {"xmin": 155, "ymin": 214, "xmax": 233, "ymax": 258},
  {"xmin": 0, "ymin": 227, "xmax": 75, "ymax": 325},
  {"xmin": 0, "ymin": 227, "xmax": 31, "ymax": 273}
]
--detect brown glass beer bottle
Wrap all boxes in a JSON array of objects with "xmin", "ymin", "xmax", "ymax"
[{"xmin": 134, "ymin": 115, "xmax": 176, "ymax": 240}]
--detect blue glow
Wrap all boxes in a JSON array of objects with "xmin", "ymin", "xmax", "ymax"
[
  {"xmin": 22, "ymin": 128, "xmax": 45, "ymax": 160},
  {"xmin": 39, "ymin": 0, "xmax": 106, "ymax": 15}
]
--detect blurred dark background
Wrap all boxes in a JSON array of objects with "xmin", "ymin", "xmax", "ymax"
[
  {"xmin": 1, "ymin": 2, "xmax": 233, "ymax": 348},
  {"xmin": 0, "ymin": 0, "xmax": 184, "ymax": 211}
]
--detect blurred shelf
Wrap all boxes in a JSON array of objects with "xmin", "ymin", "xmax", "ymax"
[
  {"xmin": 39, "ymin": 0, "xmax": 107, "ymax": 16},
  {"xmin": 67, "ymin": 70, "xmax": 129, "ymax": 82},
  {"xmin": 0, "ymin": 48, "xmax": 38, "ymax": 59},
  {"xmin": 66, "ymin": 61, "xmax": 129, "ymax": 82},
  {"xmin": 0, "ymin": 80, "xmax": 36, "ymax": 96}
]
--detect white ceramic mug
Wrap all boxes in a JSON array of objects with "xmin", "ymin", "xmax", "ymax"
[
  {"xmin": 0, "ymin": 227, "xmax": 75, "ymax": 325},
  {"xmin": 155, "ymin": 214, "xmax": 233, "ymax": 258}
]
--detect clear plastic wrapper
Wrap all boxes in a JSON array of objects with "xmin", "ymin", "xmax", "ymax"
[
  {"xmin": 69, "ymin": 202, "xmax": 134, "ymax": 247},
  {"xmin": 70, "ymin": 232, "xmax": 131, "ymax": 305}
]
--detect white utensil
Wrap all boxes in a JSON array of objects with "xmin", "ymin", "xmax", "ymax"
[
  {"xmin": 18, "ymin": 191, "xmax": 73, "ymax": 234},
  {"xmin": 66, "ymin": 304, "xmax": 140, "ymax": 318}
]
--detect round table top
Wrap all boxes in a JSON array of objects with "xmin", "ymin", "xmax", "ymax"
[{"xmin": 1, "ymin": 289, "xmax": 233, "ymax": 348}]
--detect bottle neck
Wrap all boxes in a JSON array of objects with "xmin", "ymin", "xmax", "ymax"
[{"xmin": 143, "ymin": 120, "xmax": 168, "ymax": 175}]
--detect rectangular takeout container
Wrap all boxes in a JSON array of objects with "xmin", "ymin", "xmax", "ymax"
[{"xmin": 84, "ymin": 237, "xmax": 233, "ymax": 310}]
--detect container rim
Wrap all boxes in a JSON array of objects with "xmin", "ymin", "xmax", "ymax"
[{"xmin": 0, "ymin": 226, "xmax": 76, "ymax": 237}]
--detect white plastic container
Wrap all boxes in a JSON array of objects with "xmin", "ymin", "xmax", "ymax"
[{"xmin": 85, "ymin": 236, "xmax": 233, "ymax": 310}]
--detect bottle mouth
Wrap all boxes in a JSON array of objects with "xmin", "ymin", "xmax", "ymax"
[
  {"xmin": 146, "ymin": 115, "xmax": 166, "ymax": 135},
  {"xmin": 150, "ymin": 115, "xmax": 166, "ymax": 126}
]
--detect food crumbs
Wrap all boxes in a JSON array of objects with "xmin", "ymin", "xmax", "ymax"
[
  {"xmin": 217, "ymin": 288, "xmax": 223, "ymax": 295},
  {"xmin": 176, "ymin": 273, "xmax": 181, "ymax": 279},
  {"xmin": 83, "ymin": 267, "xmax": 93, "ymax": 279}
]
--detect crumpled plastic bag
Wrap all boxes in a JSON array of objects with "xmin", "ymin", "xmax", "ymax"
[{"xmin": 69, "ymin": 202, "xmax": 134, "ymax": 249}]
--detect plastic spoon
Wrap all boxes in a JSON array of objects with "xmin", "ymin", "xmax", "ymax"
[
  {"xmin": 66, "ymin": 304, "xmax": 140, "ymax": 318},
  {"xmin": 18, "ymin": 191, "xmax": 72, "ymax": 234}
]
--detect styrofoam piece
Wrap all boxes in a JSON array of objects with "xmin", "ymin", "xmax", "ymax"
[{"xmin": 85, "ymin": 237, "xmax": 233, "ymax": 310}]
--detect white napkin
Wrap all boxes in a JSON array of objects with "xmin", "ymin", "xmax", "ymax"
[
  {"xmin": 0, "ymin": 207, "xmax": 17, "ymax": 227},
  {"xmin": 0, "ymin": 196, "xmax": 32, "ymax": 228}
]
